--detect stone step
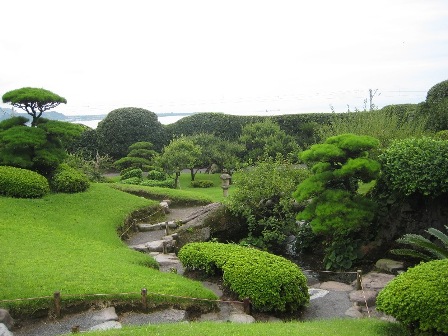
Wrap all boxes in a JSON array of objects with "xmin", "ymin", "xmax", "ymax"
[
  {"xmin": 129, "ymin": 239, "xmax": 175, "ymax": 253},
  {"xmin": 137, "ymin": 221, "xmax": 178, "ymax": 232}
]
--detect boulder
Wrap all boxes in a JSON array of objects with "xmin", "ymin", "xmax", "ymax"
[
  {"xmin": 345, "ymin": 306, "xmax": 363, "ymax": 318},
  {"xmin": 356, "ymin": 272, "xmax": 395, "ymax": 291},
  {"xmin": 0, "ymin": 310, "xmax": 13, "ymax": 330},
  {"xmin": 349, "ymin": 290, "xmax": 377, "ymax": 306},
  {"xmin": 319, "ymin": 281, "xmax": 353, "ymax": 292},
  {"xmin": 0, "ymin": 324, "xmax": 13, "ymax": 336},
  {"xmin": 228, "ymin": 313, "xmax": 255, "ymax": 323},
  {"xmin": 92, "ymin": 307, "xmax": 118, "ymax": 322}
]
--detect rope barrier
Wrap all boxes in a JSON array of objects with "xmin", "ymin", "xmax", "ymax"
[{"xmin": 357, "ymin": 273, "xmax": 372, "ymax": 318}]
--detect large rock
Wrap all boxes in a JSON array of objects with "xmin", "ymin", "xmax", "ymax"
[
  {"xmin": 0, "ymin": 324, "xmax": 13, "ymax": 336},
  {"xmin": 92, "ymin": 307, "xmax": 118, "ymax": 322},
  {"xmin": 0, "ymin": 310, "xmax": 13, "ymax": 330},
  {"xmin": 349, "ymin": 290, "xmax": 377, "ymax": 306},
  {"xmin": 356, "ymin": 272, "xmax": 395, "ymax": 291},
  {"xmin": 228, "ymin": 313, "xmax": 255, "ymax": 323},
  {"xmin": 319, "ymin": 281, "xmax": 353, "ymax": 292}
]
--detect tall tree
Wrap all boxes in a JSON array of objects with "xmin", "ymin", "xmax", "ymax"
[{"xmin": 2, "ymin": 87, "xmax": 67, "ymax": 127}]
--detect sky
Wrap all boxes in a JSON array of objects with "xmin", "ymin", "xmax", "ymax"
[{"xmin": 1, "ymin": 0, "xmax": 447, "ymax": 117}]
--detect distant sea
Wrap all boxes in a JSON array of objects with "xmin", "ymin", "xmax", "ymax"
[{"xmin": 73, "ymin": 115, "xmax": 185, "ymax": 129}]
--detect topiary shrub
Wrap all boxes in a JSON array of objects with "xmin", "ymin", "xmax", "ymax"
[
  {"xmin": 119, "ymin": 177, "xmax": 142, "ymax": 185},
  {"xmin": 178, "ymin": 242, "xmax": 309, "ymax": 313},
  {"xmin": 120, "ymin": 168, "xmax": 143, "ymax": 180},
  {"xmin": 426, "ymin": 79, "xmax": 448, "ymax": 104},
  {"xmin": 0, "ymin": 166, "xmax": 50, "ymax": 198},
  {"xmin": 50, "ymin": 163, "xmax": 90, "ymax": 193},
  {"xmin": 376, "ymin": 259, "xmax": 448, "ymax": 335},
  {"xmin": 140, "ymin": 178, "xmax": 175, "ymax": 188},
  {"xmin": 190, "ymin": 180, "xmax": 214, "ymax": 188},
  {"xmin": 147, "ymin": 169, "xmax": 167, "ymax": 181}
]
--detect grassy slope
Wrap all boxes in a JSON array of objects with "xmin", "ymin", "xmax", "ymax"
[
  {"xmin": 0, "ymin": 183, "xmax": 216, "ymax": 314},
  {"xmin": 79, "ymin": 319, "xmax": 407, "ymax": 336}
]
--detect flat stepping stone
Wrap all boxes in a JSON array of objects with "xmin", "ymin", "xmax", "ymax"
[
  {"xmin": 349, "ymin": 290, "xmax": 377, "ymax": 306},
  {"xmin": 319, "ymin": 281, "xmax": 353, "ymax": 292},
  {"xmin": 89, "ymin": 321, "xmax": 122, "ymax": 331},
  {"xmin": 375, "ymin": 259, "xmax": 405, "ymax": 273}
]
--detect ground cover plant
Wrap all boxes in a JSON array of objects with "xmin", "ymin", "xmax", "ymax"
[
  {"xmin": 80, "ymin": 319, "xmax": 407, "ymax": 336},
  {"xmin": 178, "ymin": 242, "xmax": 309, "ymax": 312},
  {"xmin": 0, "ymin": 183, "xmax": 217, "ymax": 316}
]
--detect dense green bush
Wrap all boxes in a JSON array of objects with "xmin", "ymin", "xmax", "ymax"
[
  {"xmin": 50, "ymin": 163, "xmax": 90, "ymax": 193},
  {"xmin": 426, "ymin": 79, "xmax": 448, "ymax": 104},
  {"xmin": 140, "ymin": 179, "xmax": 175, "ymax": 188},
  {"xmin": 147, "ymin": 169, "xmax": 167, "ymax": 181},
  {"xmin": 120, "ymin": 168, "xmax": 143, "ymax": 180},
  {"xmin": 119, "ymin": 177, "xmax": 142, "ymax": 185},
  {"xmin": 379, "ymin": 137, "xmax": 448, "ymax": 197},
  {"xmin": 0, "ymin": 166, "xmax": 50, "ymax": 198},
  {"xmin": 376, "ymin": 259, "xmax": 448, "ymax": 335},
  {"xmin": 190, "ymin": 180, "xmax": 214, "ymax": 188},
  {"xmin": 178, "ymin": 242, "xmax": 309, "ymax": 313}
]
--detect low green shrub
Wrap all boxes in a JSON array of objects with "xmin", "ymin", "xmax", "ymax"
[
  {"xmin": 120, "ymin": 168, "xmax": 143, "ymax": 180},
  {"xmin": 178, "ymin": 242, "xmax": 309, "ymax": 312},
  {"xmin": 0, "ymin": 165, "xmax": 50, "ymax": 198},
  {"xmin": 147, "ymin": 170, "xmax": 167, "ymax": 181},
  {"xmin": 190, "ymin": 180, "xmax": 214, "ymax": 188},
  {"xmin": 50, "ymin": 163, "xmax": 90, "ymax": 193},
  {"xmin": 140, "ymin": 178, "xmax": 175, "ymax": 188},
  {"xmin": 376, "ymin": 259, "xmax": 448, "ymax": 335},
  {"xmin": 120, "ymin": 177, "xmax": 142, "ymax": 185}
]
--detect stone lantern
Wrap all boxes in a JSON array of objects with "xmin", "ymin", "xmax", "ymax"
[{"xmin": 220, "ymin": 172, "xmax": 232, "ymax": 197}]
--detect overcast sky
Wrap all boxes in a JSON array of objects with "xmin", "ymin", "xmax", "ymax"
[{"xmin": 1, "ymin": 0, "xmax": 447, "ymax": 116}]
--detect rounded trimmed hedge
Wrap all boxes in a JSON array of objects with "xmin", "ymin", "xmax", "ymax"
[
  {"xmin": 376, "ymin": 259, "xmax": 448, "ymax": 335},
  {"xmin": 51, "ymin": 164, "xmax": 90, "ymax": 193},
  {"xmin": 120, "ymin": 168, "xmax": 143, "ymax": 180},
  {"xmin": 178, "ymin": 242, "xmax": 309, "ymax": 312},
  {"xmin": 0, "ymin": 166, "xmax": 50, "ymax": 198}
]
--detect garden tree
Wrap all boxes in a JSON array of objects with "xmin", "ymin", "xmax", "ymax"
[
  {"xmin": 114, "ymin": 141, "xmax": 157, "ymax": 171},
  {"xmin": 317, "ymin": 105, "xmax": 428, "ymax": 149},
  {"xmin": 239, "ymin": 119, "xmax": 299, "ymax": 163},
  {"xmin": 226, "ymin": 155, "xmax": 310, "ymax": 252},
  {"xmin": 379, "ymin": 137, "xmax": 448, "ymax": 197},
  {"xmin": 185, "ymin": 134, "xmax": 243, "ymax": 179},
  {"xmin": 418, "ymin": 79, "xmax": 448, "ymax": 132},
  {"xmin": 293, "ymin": 133, "xmax": 381, "ymax": 270},
  {"xmin": 0, "ymin": 116, "xmax": 84, "ymax": 176},
  {"xmin": 67, "ymin": 125, "xmax": 98, "ymax": 160},
  {"xmin": 426, "ymin": 79, "xmax": 448, "ymax": 104},
  {"xmin": 155, "ymin": 137, "xmax": 201, "ymax": 188},
  {"xmin": 96, "ymin": 107, "xmax": 167, "ymax": 159},
  {"xmin": 2, "ymin": 87, "xmax": 67, "ymax": 127}
]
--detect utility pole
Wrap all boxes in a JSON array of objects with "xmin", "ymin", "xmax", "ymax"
[{"xmin": 369, "ymin": 89, "xmax": 380, "ymax": 111}]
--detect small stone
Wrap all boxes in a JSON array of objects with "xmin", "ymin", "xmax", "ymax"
[
  {"xmin": 228, "ymin": 313, "xmax": 255, "ymax": 323},
  {"xmin": 349, "ymin": 290, "xmax": 377, "ymax": 306},
  {"xmin": 89, "ymin": 321, "xmax": 122, "ymax": 331},
  {"xmin": 345, "ymin": 306, "xmax": 363, "ymax": 318},
  {"xmin": 0, "ymin": 309, "xmax": 13, "ymax": 330},
  {"xmin": 375, "ymin": 259, "xmax": 405, "ymax": 273},
  {"xmin": 319, "ymin": 281, "xmax": 353, "ymax": 292},
  {"xmin": 145, "ymin": 240, "xmax": 164, "ymax": 252}
]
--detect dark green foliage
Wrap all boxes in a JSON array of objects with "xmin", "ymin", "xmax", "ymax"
[
  {"xmin": 0, "ymin": 166, "xmax": 49, "ymax": 198},
  {"xmin": 96, "ymin": 107, "xmax": 167, "ymax": 159},
  {"xmin": 239, "ymin": 119, "xmax": 299, "ymax": 163},
  {"xmin": 377, "ymin": 259, "xmax": 448, "ymax": 335},
  {"xmin": 426, "ymin": 79, "xmax": 448, "ymax": 104},
  {"xmin": 379, "ymin": 137, "xmax": 448, "ymax": 197},
  {"xmin": 294, "ymin": 134, "xmax": 380, "ymax": 270},
  {"xmin": 120, "ymin": 177, "xmax": 143, "ymax": 185},
  {"xmin": 435, "ymin": 130, "xmax": 448, "ymax": 140},
  {"xmin": 190, "ymin": 180, "xmax": 214, "ymax": 188},
  {"xmin": 2, "ymin": 87, "xmax": 67, "ymax": 127},
  {"xmin": 120, "ymin": 168, "xmax": 143, "ymax": 180},
  {"xmin": 147, "ymin": 169, "xmax": 167, "ymax": 181},
  {"xmin": 68, "ymin": 127, "xmax": 98, "ymax": 160},
  {"xmin": 50, "ymin": 163, "xmax": 90, "ymax": 193},
  {"xmin": 178, "ymin": 242, "xmax": 309, "ymax": 312},
  {"xmin": 391, "ymin": 226, "xmax": 448, "ymax": 261},
  {"xmin": 140, "ymin": 178, "xmax": 175, "ymax": 188},
  {"xmin": 226, "ymin": 156, "xmax": 310, "ymax": 252},
  {"xmin": 114, "ymin": 156, "xmax": 152, "ymax": 170}
]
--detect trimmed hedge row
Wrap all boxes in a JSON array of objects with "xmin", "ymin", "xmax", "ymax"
[
  {"xmin": 376, "ymin": 259, "xmax": 448, "ymax": 335},
  {"xmin": 0, "ymin": 165, "xmax": 50, "ymax": 198},
  {"xmin": 178, "ymin": 242, "xmax": 309, "ymax": 312}
]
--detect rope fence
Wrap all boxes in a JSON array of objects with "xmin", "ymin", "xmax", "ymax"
[{"xmin": 0, "ymin": 269, "xmax": 371, "ymax": 319}]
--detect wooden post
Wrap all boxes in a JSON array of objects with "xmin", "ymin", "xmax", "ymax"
[
  {"xmin": 165, "ymin": 221, "xmax": 169, "ymax": 235},
  {"xmin": 71, "ymin": 325, "xmax": 80, "ymax": 333},
  {"xmin": 141, "ymin": 288, "xmax": 148, "ymax": 309},
  {"xmin": 54, "ymin": 291, "xmax": 61, "ymax": 317},
  {"xmin": 243, "ymin": 298, "xmax": 252, "ymax": 315},
  {"xmin": 356, "ymin": 270, "xmax": 363, "ymax": 290},
  {"xmin": 162, "ymin": 241, "xmax": 168, "ymax": 254}
]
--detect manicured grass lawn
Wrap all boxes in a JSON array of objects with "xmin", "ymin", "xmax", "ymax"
[
  {"xmin": 0, "ymin": 183, "xmax": 217, "ymax": 315},
  {"xmin": 79, "ymin": 319, "xmax": 407, "ymax": 336}
]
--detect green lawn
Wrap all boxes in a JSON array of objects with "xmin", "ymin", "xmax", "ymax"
[
  {"xmin": 78, "ymin": 319, "xmax": 407, "ymax": 336},
  {"xmin": 0, "ymin": 183, "xmax": 217, "ymax": 315}
]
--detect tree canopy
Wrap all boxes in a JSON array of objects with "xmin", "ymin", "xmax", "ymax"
[{"xmin": 2, "ymin": 87, "xmax": 67, "ymax": 127}]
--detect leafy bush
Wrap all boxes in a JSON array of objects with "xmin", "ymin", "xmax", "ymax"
[
  {"xmin": 140, "ymin": 179, "xmax": 175, "ymax": 188},
  {"xmin": 0, "ymin": 165, "xmax": 50, "ymax": 198},
  {"xmin": 377, "ymin": 259, "xmax": 448, "ymax": 335},
  {"xmin": 120, "ymin": 168, "xmax": 143, "ymax": 180},
  {"xmin": 120, "ymin": 177, "xmax": 142, "ymax": 185},
  {"xmin": 178, "ymin": 242, "xmax": 309, "ymax": 313},
  {"xmin": 147, "ymin": 169, "xmax": 167, "ymax": 181},
  {"xmin": 379, "ymin": 137, "xmax": 448, "ymax": 197},
  {"xmin": 190, "ymin": 180, "xmax": 214, "ymax": 188},
  {"xmin": 50, "ymin": 163, "xmax": 90, "ymax": 193},
  {"xmin": 426, "ymin": 79, "xmax": 448, "ymax": 104}
]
